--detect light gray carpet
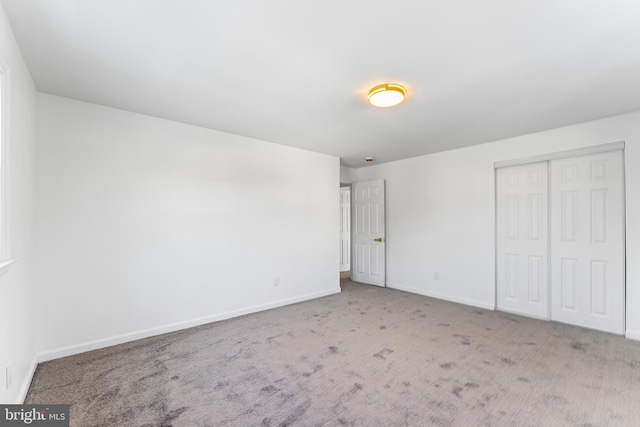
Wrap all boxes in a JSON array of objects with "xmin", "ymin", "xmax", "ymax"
[{"xmin": 26, "ymin": 280, "xmax": 640, "ymax": 426}]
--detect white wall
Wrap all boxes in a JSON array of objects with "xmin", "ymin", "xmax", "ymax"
[
  {"xmin": 35, "ymin": 94, "xmax": 340, "ymax": 359},
  {"xmin": 0, "ymin": 4, "xmax": 38, "ymax": 404},
  {"xmin": 340, "ymin": 165, "xmax": 355, "ymax": 184},
  {"xmin": 353, "ymin": 111, "xmax": 640, "ymax": 339}
]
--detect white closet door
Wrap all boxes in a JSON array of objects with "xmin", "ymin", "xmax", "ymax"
[
  {"xmin": 550, "ymin": 150, "xmax": 625, "ymax": 334},
  {"xmin": 496, "ymin": 162, "xmax": 549, "ymax": 319}
]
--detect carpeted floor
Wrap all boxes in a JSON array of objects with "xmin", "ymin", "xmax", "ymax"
[{"xmin": 26, "ymin": 280, "xmax": 640, "ymax": 426}]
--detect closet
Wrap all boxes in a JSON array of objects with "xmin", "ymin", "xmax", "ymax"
[{"xmin": 496, "ymin": 145, "xmax": 625, "ymax": 334}]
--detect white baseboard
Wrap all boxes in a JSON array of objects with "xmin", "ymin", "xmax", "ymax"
[
  {"xmin": 16, "ymin": 355, "xmax": 38, "ymax": 404},
  {"xmin": 625, "ymin": 330, "xmax": 640, "ymax": 341},
  {"xmin": 386, "ymin": 283, "xmax": 495, "ymax": 311},
  {"xmin": 38, "ymin": 288, "xmax": 341, "ymax": 363}
]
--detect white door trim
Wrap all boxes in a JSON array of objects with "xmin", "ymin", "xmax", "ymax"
[{"xmin": 494, "ymin": 141, "xmax": 624, "ymax": 169}]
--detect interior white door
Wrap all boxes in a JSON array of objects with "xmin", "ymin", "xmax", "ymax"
[
  {"xmin": 339, "ymin": 187, "xmax": 351, "ymax": 272},
  {"xmin": 550, "ymin": 150, "xmax": 625, "ymax": 334},
  {"xmin": 352, "ymin": 180, "xmax": 385, "ymax": 287},
  {"xmin": 496, "ymin": 162, "xmax": 550, "ymax": 319}
]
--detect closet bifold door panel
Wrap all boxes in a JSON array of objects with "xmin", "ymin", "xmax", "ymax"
[
  {"xmin": 496, "ymin": 162, "xmax": 550, "ymax": 319},
  {"xmin": 550, "ymin": 150, "xmax": 625, "ymax": 334}
]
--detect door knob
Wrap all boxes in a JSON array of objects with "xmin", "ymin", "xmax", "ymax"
[{"xmin": 373, "ymin": 237, "xmax": 384, "ymax": 242}]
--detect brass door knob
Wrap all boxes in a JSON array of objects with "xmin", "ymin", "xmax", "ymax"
[{"xmin": 373, "ymin": 237, "xmax": 384, "ymax": 242}]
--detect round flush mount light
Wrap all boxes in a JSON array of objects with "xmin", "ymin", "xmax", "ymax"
[
  {"xmin": 368, "ymin": 83, "xmax": 406, "ymax": 107},
  {"xmin": 365, "ymin": 157, "xmax": 374, "ymax": 162}
]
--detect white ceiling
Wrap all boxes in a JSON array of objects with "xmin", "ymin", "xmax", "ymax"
[{"xmin": 2, "ymin": 1, "xmax": 640, "ymax": 167}]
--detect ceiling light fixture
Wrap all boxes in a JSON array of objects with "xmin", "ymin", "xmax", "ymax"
[{"xmin": 368, "ymin": 83, "xmax": 406, "ymax": 107}]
